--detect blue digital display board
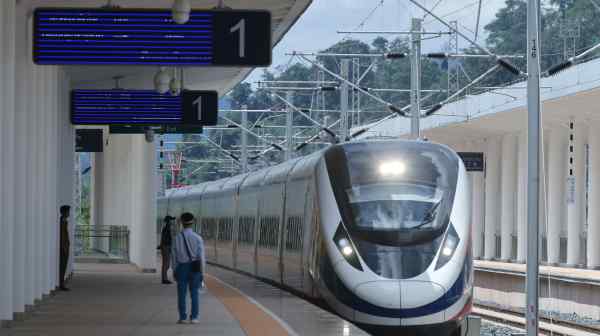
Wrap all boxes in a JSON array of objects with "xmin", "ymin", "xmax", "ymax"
[
  {"xmin": 34, "ymin": 8, "xmax": 271, "ymax": 66},
  {"xmin": 71, "ymin": 89, "xmax": 218, "ymax": 126}
]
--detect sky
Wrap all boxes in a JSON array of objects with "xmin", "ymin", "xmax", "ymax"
[{"xmin": 245, "ymin": 0, "xmax": 508, "ymax": 83}]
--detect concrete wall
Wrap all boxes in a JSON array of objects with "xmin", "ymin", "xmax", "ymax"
[{"xmin": 91, "ymin": 135, "xmax": 157, "ymax": 271}]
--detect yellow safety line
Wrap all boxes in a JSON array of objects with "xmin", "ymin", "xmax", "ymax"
[{"xmin": 205, "ymin": 274, "xmax": 291, "ymax": 336}]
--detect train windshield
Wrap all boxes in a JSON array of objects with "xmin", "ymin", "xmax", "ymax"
[
  {"xmin": 347, "ymin": 182, "xmax": 445, "ymax": 230},
  {"xmin": 325, "ymin": 140, "xmax": 459, "ymax": 246}
]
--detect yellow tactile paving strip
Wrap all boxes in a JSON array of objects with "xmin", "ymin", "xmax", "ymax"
[{"xmin": 205, "ymin": 275, "xmax": 291, "ymax": 336}]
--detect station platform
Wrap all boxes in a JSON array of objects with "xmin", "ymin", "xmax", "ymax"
[
  {"xmin": 1, "ymin": 263, "xmax": 369, "ymax": 336},
  {"xmin": 475, "ymin": 259, "xmax": 600, "ymax": 285}
]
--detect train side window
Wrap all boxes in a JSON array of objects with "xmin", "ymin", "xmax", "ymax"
[
  {"xmin": 259, "ymin": 216, "xmax": 279, "ymax": 249},
  {"xmin": 239, "ymin": 216, "xmax": 255, "ymax": 245},
  {"xmin": 201, "ymin": 218, "xmax": 210, "ymax": 239},
  {"xmin": 286, "ymin": 216, "xmax": 304, "ymax": 251},
  {"xmin": 218, "ymin": 217, "xmax": 233, "ymax": 242},
  {"xmin": 259, "ymin": 217, "xmax": 268, "ymax": 248}
]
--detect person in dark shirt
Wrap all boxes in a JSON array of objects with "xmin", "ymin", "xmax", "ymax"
[
  {"xmin": 160, "ymin": 215, "xmax": 176, "ymax": 284},
  {"xmin": 59, "ymin": 205, "xmax": 71, "ymax": 291}
]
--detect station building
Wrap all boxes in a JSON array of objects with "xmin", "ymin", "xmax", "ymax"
[
  {"xmin": 0, "ymin": 0, "xmax": 312, "ymax": 324},
  {"xmin": 365, "ymin": 55, "xmax": 600, "ymax": 268}
]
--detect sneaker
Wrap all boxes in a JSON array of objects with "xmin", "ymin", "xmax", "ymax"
[
  {"xmin": 189, "ymin": 319, "xmax": 199, "ymax": 324},
  {"xmin": 177, "ymin": 320, "xmax": 187, "ymax": 324},
  {"xmin": 162, "ymin": 280, "xmax": 173, "ymax": 285}
]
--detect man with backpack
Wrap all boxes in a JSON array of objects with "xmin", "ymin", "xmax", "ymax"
[{"xmin": 172, "ymin": 212, "xmax": 205, "ymax": 324}]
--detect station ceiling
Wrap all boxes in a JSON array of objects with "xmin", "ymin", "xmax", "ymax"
[{"xmin": 19, "ymin": 0, "xmax": 312, "ymax": 94}]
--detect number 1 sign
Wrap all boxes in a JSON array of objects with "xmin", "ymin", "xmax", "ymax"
[
  {"xmin": 34, "ymin": 9, "xmax": 271, "ymax": 66},
  {"xmin": 71, "ymin": 89, "xmax": 218, "ymax": 126}
]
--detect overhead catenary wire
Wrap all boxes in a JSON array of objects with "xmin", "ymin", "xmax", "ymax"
[
  {"xmin": 409, "ymin": 0, "xmax": 523, "ymax": 76},
  {"xmin": 297, "ymin": 53, "xmax": 409, "ymax": 117},
  {"xmin": 341, "ymin": 0, "xmax": 386, "ymax": 40},
  {"xmin": 270, "ymin": 91, "xmax": 338, "ymax": 138},
  {"xmin": 219, "ymin": 115, "xmax": 285, "ymax": 152}
]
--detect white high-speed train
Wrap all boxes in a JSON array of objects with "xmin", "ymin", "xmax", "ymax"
[{"xmin": 158, "ymin": 139, "xmax": 473, "ymax": 336}]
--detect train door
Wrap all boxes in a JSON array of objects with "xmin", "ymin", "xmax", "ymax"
[
  {"xmin": 253, "ymin": 188, "xmax": 261, "ymax": 276},
  {"xmin": 281, "ymin": 179, "xmax": 306, "ymax": 291},
  {"xmin": 278, "ymin": 181, "xmax": 287, "ymax": 284}
]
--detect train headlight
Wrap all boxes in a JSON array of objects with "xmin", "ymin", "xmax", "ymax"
[
  {"xmin": 378, "ymin": 160, "xmax": 406, "ymax": 176},
  {"xmin": 435, "ymin": 223, "xmax": 460, "ymax": 270},
  {"xmin": 338, "ymin": 238, "xmax": 354, "ymax": 256},
  {"xmin": 333, "ymin": 225, "xmax": 363, "ymax": 271}
]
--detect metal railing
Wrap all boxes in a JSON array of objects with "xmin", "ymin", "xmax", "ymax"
[{"xmin": 75, "ymin": 225, "xmax": 130, "ymax": 262}]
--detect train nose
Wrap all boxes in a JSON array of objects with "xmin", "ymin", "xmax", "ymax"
[
  {"xmin": 354, "ymin": 280, "xmax": 446, "ymax": 309},
  {"xmin": 400, "ymin": 280, "xmax": 445, "ymax": 308},
  {"xmin": 355, "ymin": 281, "xmax": 401, "ymax": 309}
]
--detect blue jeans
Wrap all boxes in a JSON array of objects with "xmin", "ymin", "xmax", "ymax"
[{"xmin": 175, "ymin": 263, "xmax": 203, "ymax": 320}]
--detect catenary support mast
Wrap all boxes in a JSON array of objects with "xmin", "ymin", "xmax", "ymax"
[
  {"xmin": 410, "ymin": 18, "xmax": 422, "ymax": 139},
  {"xmin": 526, "ymin": 0, "xmax": 541, "ymax": 334}
]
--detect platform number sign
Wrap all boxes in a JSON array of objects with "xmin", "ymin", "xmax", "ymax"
[
  {"xmin": 182, "ymin": 91, "xmax": 218, "ymax": 126},
  {"xmin": 458, "ymin": 152, "xmax": 484, "ymax": 172},
  {"xmin": 231, "ymin": 19, "xmax": 246, "ymax": 58},
  {"xmin": 76, "ymin": 129, "xmax": 103, "ymax": 152},
  {"xmin": 34, "ymin": 9, "xmax": 271, "ymax": 66},
  {"xmin": 212, "ymin": 11, "xmax": 271, "ymax": 66},
  {"xmin": 193, "ymin": 96, "xmax": 203, "ymax": 121},
  {"xmin": 71, "ymin": 89, "xmax": 217, "ymax": 126}
]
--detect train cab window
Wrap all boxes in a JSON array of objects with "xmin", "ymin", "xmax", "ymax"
[
  {"xmin": 347, "ymin": 183, "xmax": 444, "ymax": 230},
  {"xmin": 325, "ymin": 141, "xmax": 458, "ymax": 246}
]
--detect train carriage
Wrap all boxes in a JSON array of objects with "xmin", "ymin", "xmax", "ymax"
[{"xmin": 158, "ymin": 139, "xmax": 472, "ymax": 336}]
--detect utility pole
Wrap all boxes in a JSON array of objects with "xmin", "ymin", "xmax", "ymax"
[
  {"xmin": 285, "ymin": 91, "xmax": 294, "ymax": 161},
  {"xmin": 410, "ymin": 18, "xmax": 422, "ymax": 139},
  {"xmin": 526, "ymin": 0, "xmax": 541, "ymax": 334},
  {"xmin": 241, "ymin": 104, "xmax": 248, "ymax": 173},
  {"xmin": 352, "ymin": 57, "xmax": 361, "ymax": 128},
  {"xmin": 340, "ymin": 59, "xmax": 350, "ymax": 141}
]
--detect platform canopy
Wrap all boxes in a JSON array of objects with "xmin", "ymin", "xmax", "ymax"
[{"xmin": 20, "ymin": 0, "xmax": 312, "ymax": 93}]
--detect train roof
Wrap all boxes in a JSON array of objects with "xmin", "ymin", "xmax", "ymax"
[{"xmin": 221, "ymin": 173, "xmax": 250, "ymax": 193}]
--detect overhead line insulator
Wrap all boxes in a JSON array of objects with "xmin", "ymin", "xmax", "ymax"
[
  {"xmin": 350, "ymin": 128, "xmax": 368, "ymax": 138},
  {"xmin": 387, "ymin": 104, "xmax": 406, "ymax": 117},
  {"xmin": 319, "ymin": 86, "xmax": 338, "ymax": 91},
  {"xmin": 424, "ymin": 103, "xmax": 443, "ymax": 116},
  {"xmin": 547, "ymin": 60, "xmax": 573, "ymax": 76},
  {"xmin": 322, "ymin": 128, "xmax": 336, "ymax": 137},
  {"xmin": 497, "ymin": 58, "xmax": 521, "ymax": 75},
  {"xmin": 385, "ymin": 52, "xmax": 407, "ymax": 59},
  {"xmin": 426, "ymin": 52, "xmax": 448, "ymax": 59},
  {"xmin": 295, "ymin": 142, "xmax": 308, "ymax": 151}
]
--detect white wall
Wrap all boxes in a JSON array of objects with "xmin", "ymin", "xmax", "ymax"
[
  {"xmin": 0, "ymin": 1, "xmax": 75, "ymax": 322},
  {"xmin": 92, "ymin": 135, "xmax": 157, "ymax": 271}
]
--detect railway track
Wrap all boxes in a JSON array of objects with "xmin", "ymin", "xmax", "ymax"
[{"xmin": 473, "ymin": 304, "xmax": 600, "ymax": 336}]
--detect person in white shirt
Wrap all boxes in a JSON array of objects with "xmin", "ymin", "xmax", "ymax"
[{"xmin": 172, "ymin": 212, "xmax": 205, "ymax": 324}]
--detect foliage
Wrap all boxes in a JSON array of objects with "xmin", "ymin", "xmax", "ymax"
[{"xmin": 177, "ymin": 0, "xmax": 600, "ymax": 184}]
